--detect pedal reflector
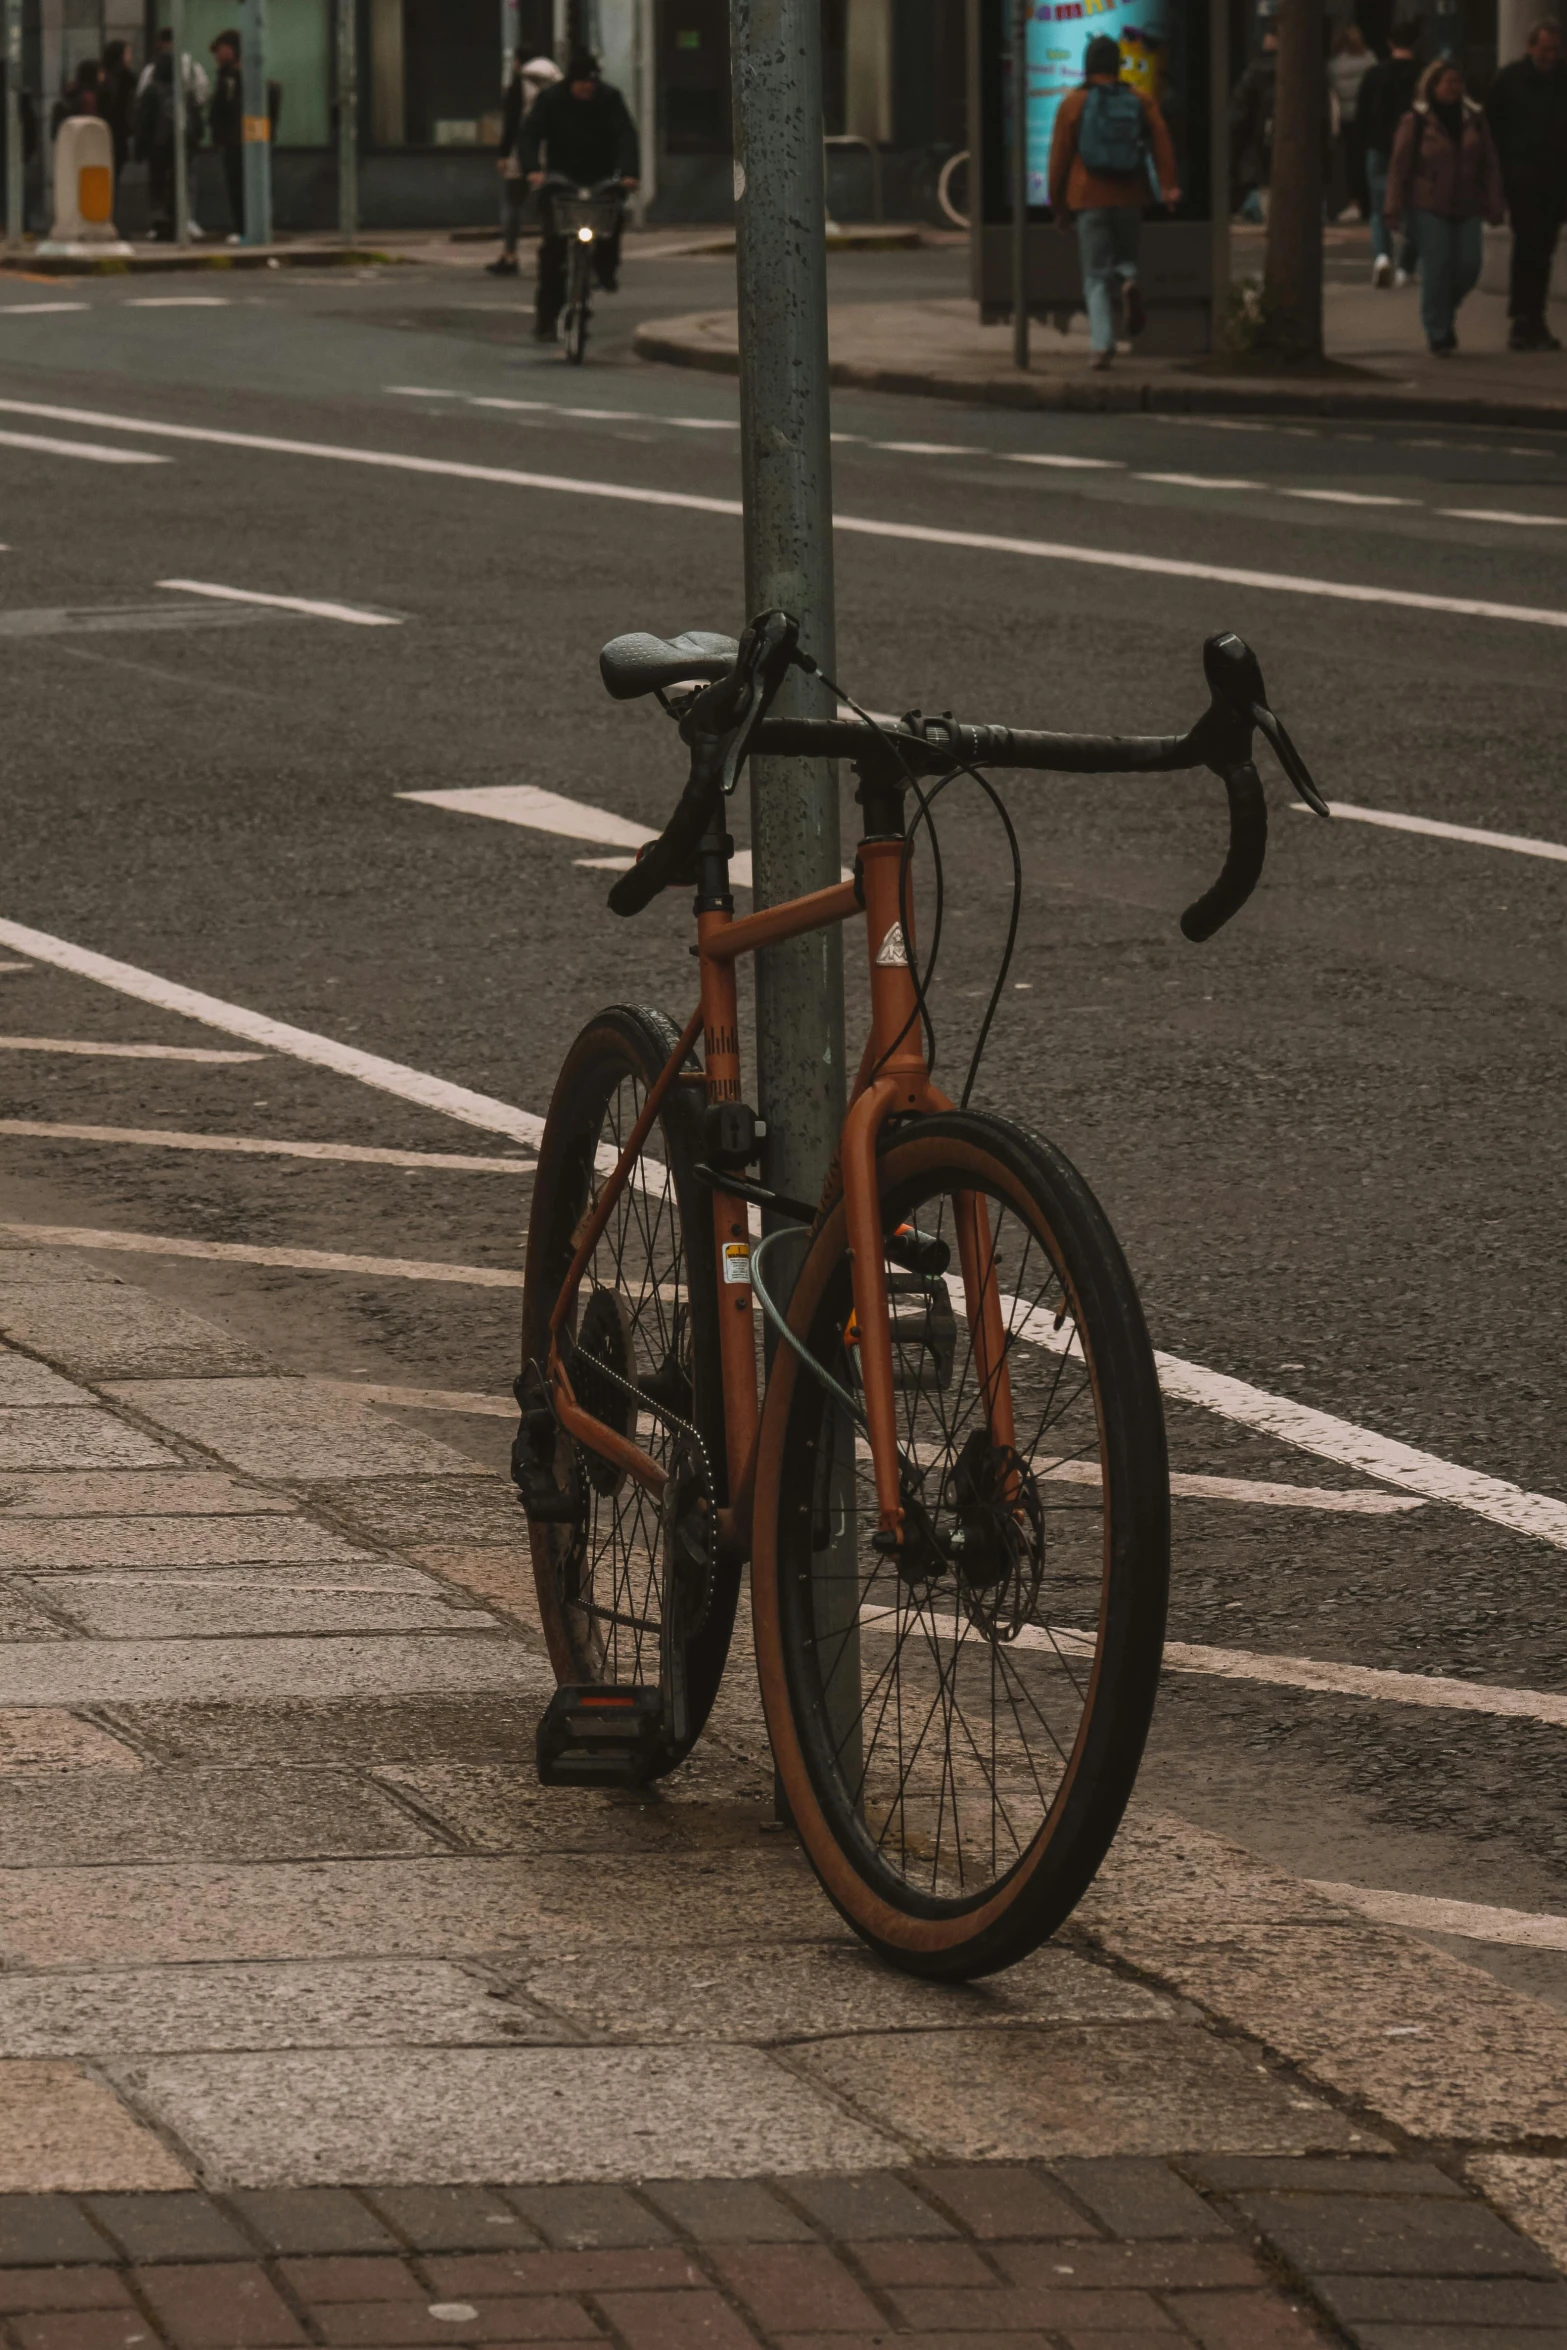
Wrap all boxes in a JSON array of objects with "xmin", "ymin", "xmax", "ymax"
[{"xmin": 536, "ymin": 1683, "xmax": 665, "ymax": 1787}]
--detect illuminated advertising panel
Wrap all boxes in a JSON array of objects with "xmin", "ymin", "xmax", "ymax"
[{"xmin": 1018, "ymin": 0, "xmax": 1179, "ymax": 207}]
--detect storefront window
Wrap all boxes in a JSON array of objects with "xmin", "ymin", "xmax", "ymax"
[{"xmin": 660, "ymin": 0, "xmax": 728, "ymax": 152}]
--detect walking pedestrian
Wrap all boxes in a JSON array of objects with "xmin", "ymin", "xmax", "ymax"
[
  {"xmin": 1360, "ymin": 20, "xmax": 1422, "ymax": 283},
  {"xmin": 1328, "ymin": 23, "xmax": 1376, "ymax": 218},
  {"xmin": 521, "ymin": 48, "xmax": 640, "ymax": 341},
  {"xmin": 1230, "ymin": 23, "xmax": 1277, "ymax": 222},
  {"xmin": 207, "ymin": 30, "xmax": 244, "ymax": 242},
  {"xmin": 99, "ymin": 39, "xmax": 138, "ymax": 184},
  {"xmin": 1484, "ymin": 18, "xmax": 1567, "ymax": 350},
  {"xmin": 488, "ymin": 50, "xmax": 561, "ymax": 278},
  {"xmin": 1385, "ymin": 58, "xmax": 1505, "ymax": 353},
  {"xmin": 135, "ymin": 28, "xmax": 207, "ymax": 238},
  {"xmin": 1049, "ymin": 33, "xmax": 1179, "ymax": 371}
]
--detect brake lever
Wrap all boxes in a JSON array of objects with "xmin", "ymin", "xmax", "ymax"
[{"xmin": 1251, "ymin": 702, "xmax": 1329, "ymax": 818}]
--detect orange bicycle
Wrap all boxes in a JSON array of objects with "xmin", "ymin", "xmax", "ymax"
[{"xmin": 516, "ymin": 611, "xmax": 1326, "ymax": 1978}]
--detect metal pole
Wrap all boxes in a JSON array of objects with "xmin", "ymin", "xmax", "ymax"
[
  {"xmin": 1209, "ymin": 0, "xmax": 1229, "ymax": 352},
  {"xmin": 171, "ymin": 0, "xmax": 189, "ymax": 247},
  {"xmin": 4, "ymin": 0, "xmax": 22, "ymax": 252},
  {"xmin": 240, "ymin": 0, "xmax": 270, "ymax": 246},
  {"xmin": 1011, "ymin": 0, "xmax": 1029, "ymax": 369},
  {"xmin": 338, "ymin": 0, "xmax": 357, "ymax": 244},
  {"xmin": 730, "ymin": 0, "xmax": 857, "ymax": 1807}
]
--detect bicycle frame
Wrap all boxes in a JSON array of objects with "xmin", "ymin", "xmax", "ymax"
[{"xmin": 543, "ymin": 829, "xmax": 1019, "ymax": 1558}]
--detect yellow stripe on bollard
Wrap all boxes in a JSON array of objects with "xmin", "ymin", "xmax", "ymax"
[
  {"xmin": 241, "ymin": 114, "xmax": 271, "ymax": 142},
  {"xmin": 78, "ymin": 164, "xmax": 112, "ymax": 224}
]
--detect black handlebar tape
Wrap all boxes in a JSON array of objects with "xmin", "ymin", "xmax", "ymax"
[
  {"xmin": 1180, "ymin": 761, "xmax": 1268, "ymax": 943},
  {"xmin": 606, "ymin": 736, "xmax": 725, "ymax": 917}
]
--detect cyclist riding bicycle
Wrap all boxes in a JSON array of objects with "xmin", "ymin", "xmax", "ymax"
[{"xmin": 521, "ymin": 46, "xmax": 640, "ymax": 342}]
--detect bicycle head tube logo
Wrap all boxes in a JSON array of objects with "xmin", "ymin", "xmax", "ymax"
[{"xmin": 875, "ymin": 922, "xmax": 909, "ymax": 968}]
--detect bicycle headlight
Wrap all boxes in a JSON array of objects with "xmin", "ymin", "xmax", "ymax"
[{"xmin": 577, "ymin": 225, "xmax": 594, "ymax": 242}]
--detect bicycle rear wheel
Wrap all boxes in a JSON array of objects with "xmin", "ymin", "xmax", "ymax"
[
  {"xmin": 518, "ymin": 1005, "xmax": 734, "ymax": 1771},
  {"xmin": 751, "ymin": 1110, "xmax": 1169, "ymax": 1977}
]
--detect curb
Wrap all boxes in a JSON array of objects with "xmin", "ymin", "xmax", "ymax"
[
  {"xmin": 2, "ymin": 243, "xmax": 404, "ymax": 277},
  {"xmin": 633, "ymin": 320, "xmax": 1567, "ymax": 434}
]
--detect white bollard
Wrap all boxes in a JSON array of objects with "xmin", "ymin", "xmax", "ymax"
[{"xmin": 38, "ymin": 116, "xmax": 134, "ymax": 257}]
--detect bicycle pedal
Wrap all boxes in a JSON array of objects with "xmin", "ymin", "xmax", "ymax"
[{"xmin": 536, "ymin": 1684, "xmax": 665, "ymax": 1787}]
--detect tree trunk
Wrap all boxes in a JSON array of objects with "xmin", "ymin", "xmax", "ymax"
[{"xmin": 1261, "ymin": 0, "xmax": 1325, "ymax": 361}]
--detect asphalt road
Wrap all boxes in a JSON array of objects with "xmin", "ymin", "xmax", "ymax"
[{"xmin": 2, "ymin": 246, "xmax": 1565, "ymax": 2001}]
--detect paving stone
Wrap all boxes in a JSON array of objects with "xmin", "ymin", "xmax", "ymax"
[
  {"xmin": 1052, "ymin": 2159, "xmax": 1232, "ymax": 2239},
  {"xmin": 511, "ymin": 1939, "xmax": 1172, "ymax": 2045},
  {"xmin": 0, "ymin": 1256, "xmax": 117, "ymax": 1287},
  {"xmin": 104, "ymin": 1381, "xmax": 486, "ymax": 1481},
  {"xmin": 1469, "ymin": 2154, "xmax": 1567, "ymax": 2275},
  {"xmin": 1347, "ymin": 2329, "xmax": 1567, "ymax": 2350},
  {"xmin": 308, "ymin": 1480, "xmax": 529, "ymax": 1548},
  {"xmin": 0, "ymin": 2270, "xmax": 133, "ymax": 2314},
  {"xmin": 0, "ymin": 1849, "xmax": 832, "ymax": 1968},
  {"xmin": 783, "ymin": 2172, "xmax": 956, "ymax": 2240},
  {"xmin": 593, "ymin": 2289, "xmax": 758, "ymax": 2349},
  {"xmin": 422, "ymin": 2250, "xmax": 699, "ymax": 2296},
  {"xmin": 0, "ymin": 1766, "xmax": 440, "ymax": 1867},
  {"xmin": 114, "ymin": 1695, "xmax": 545, "ymax": 1767},
  {"xmin": 134, "ymin": 2259, "xmax": 310, "ymax": 2345},
  {"xmin": 501, "ymin": 2187, "xmax": 671, "ymax": 2249},
  {"xmin": 639, "ymin": 2179, "xmax": 814, "ymax": 2245},
  {"xmin": 128, "ymin": 2045, "xmax": 904, "ymax": 2186},
  {"xmin": 1233, "ymin": 2191, "xmax": 1558, "ymax": 2278},
  {"xmin": 225, "ymin": 2191, "xmax": 399, "ymax": 2255},
  {"xmin": 30, "ymin": 1569, "xmax": 492, "ymax": 1641},
  {"xmin": 82, "ymin": 2191, "xmax": 252, "ymax": 2263},
  {"xmin": 0, "ymin": 1518, "xmax": 378, "ymax": 1569},
  {"xmin": 0, "ymin": 2061, "xmax": 190, "ymax": 2191},
  {"xmin": 790, "ymin": 2026, "xmax": 1371, "ymax": 2163},
  {"xmin": 0, "ymin": 1289, "xmax": 270, "ymax": 1380},
  {"xmin": 0, "ymin": 2197, "xmax": 116, "ymax": 2266},
  {"xmin": 0, "ymin": 1411, "xmax": 179, "ymax": 1472},
  {"xmin": 311, "ymin": 2303, "xmax": 601, "ymax": 2346},
  {"xmin": 705, "ymin": 2244, "xmax": 883, "ymax": 2332},
  {"xmin": 9, "ymin": 2309, "xmax": 161, "ymax": 2350},
  {"xmin": 360, "ymin": 2187, "xmax": 543, "ymax": 2253},
  {"xmin": 0, "ymin": 1585, "xmax": 74, "ymax": 1640},
  {"xmin": 0, "ymin": 1961, "xmax": 554, "ymax": 2059},
  {"xmin": 377, "ymin": 1767, "xmax": 772, "ymax": 1859},
  {"xmin": 909, "ymin": 2165, "xmax": 1098, "ymax": 2240},
  {"xmin": 1312, "ymin": 2275, "xmax": 1567, "ymax": 2324},
  {"xmin": 0, "ymin": 1632, "xmax": 541, "ymax": 1710},
  {"xmin": 883, "ymin": 2283, "xmax": 1174, "ymax": 2331},
  {"xmin": 997, "ymin": 2242, "xmax": 1268, "ymax": 2292},
  {"xmin": 769, "ymin": 2338, "xmax": 1055, "ymax": 2350},
  {"xmin": 1185, "ymin": 2158, "xmax": 1462, "ymax": 2197},
  {"xmin": 1164, "ymin": 2289, "xmax": 1323, "ymax": 2347},
  {"xmin": 853, "ymin": 2240, "xmax": 996, "ymax": 2286},
  {"xmin": 274, "ymin": 2255, "xmax": 423, "ymax": 2300},
  {"xmin": 0, "ymin": 1354, "xmax": 97, "ymax": 1407},
  {"xmin": 0, "ymin": 1471, "xmax": 294, "ymax": 1517},
  {"xmin": 0, "ymin": 1709, "xmax": 143, "ymax": 1776}
]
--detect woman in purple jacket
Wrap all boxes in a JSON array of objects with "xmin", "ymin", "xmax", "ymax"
[{"xmin": 1386, "ymin": 58, "xmax": 1506, "ymax": 353}]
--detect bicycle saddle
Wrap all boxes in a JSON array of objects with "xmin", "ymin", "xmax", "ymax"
[{"xmin": 599, "ymin": 630, "xmax": 740, "ymax": 702}]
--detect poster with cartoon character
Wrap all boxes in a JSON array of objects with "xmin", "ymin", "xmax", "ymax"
[{"xmin": 1015, "ymin": 0, "xmax": 1176, "ymax": 205}]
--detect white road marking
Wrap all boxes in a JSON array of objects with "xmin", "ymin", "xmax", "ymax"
[
  {"xmin": 1308, "ymin": 1881, "xmax": 1567, "ymax": 1951},
  {"xmin": 0, "ymin": 1035, "xmax": 263, "ymax": 1063},
  {"xmin": 125, "ymin": 296, "xmax": 231, "ymax": 307},
  {"xmin": 310, "ymin": 1378, "xmax": 514, "ymax": 1417},
  {"xmin": 400, "ymin": 783, "xmax": 652, "ymax": 849},
  {"xmin": 879, "ymin": 441, "xmax": 984, "ymax": 456},
  {"xmin": 0, "ymin": 1223, "xmax": 521, "ymax": 1287},
  {"xmin": 0, "ymin": 1120, "xmax": 532, "ymax": 1172},
  {"xmin": 1, "ymin": 302, "xmax": 89, "ymax": 315},
  {"xmin": 6, "ymin": 915, "xmax": 1565, "ymax": 1557},
  {"xmin": 0, "ymin": 963, "xmax": 33, "ymax": 974},
  {"xmin": 1006, "ymin": 453, "xmax": 1124, "ymax": 470},
  {"xmin": 1136, "ymin": 473, "xmax": 1262, "ymax": 490},
  {"xmin": 0, "ymin": 920, "xmax": 544, "ymax": 1150},
  {"xmin": 0, "ymin": 428, "xmax": 169, "ymax": 467},
  {"xmin": 469, "ymin": 396, "xmax": 552, "ymax": 411},
  {"xmin": 3, "ymin": 396, "xmax": 1564, "ymax": 631},
  {"xmin": 386, "ymin": 385, "xmax": 460, "ymax": 398},
  {"xmin": 1283, "ymin": 488, "xmax": 1417, "ymax": 507},
  {"xmin": 855, "ymin": 1439, "xmax": 1416, "ymax": 1513},
  {"xmin": 557, "ymin": 405, "xmax": 638, "ymax": 420},
  {"xmin": 156, "ymin": 579, "xmax": 403, "ymax": 628},
  {"xmin": 1438, "ymin": 508, "xmax": 1567, "ymax": 528},
  {"xmin": 859, "ymin": 1606, "xmax": 1567, "ymax": 1728},
  {"xmin": 1295, "ymin": 800, "xmax": 1567, "ymax": 864},
  {"xmin": 667, "ymin": 416, "xmax": 740, "ymax": 430}
]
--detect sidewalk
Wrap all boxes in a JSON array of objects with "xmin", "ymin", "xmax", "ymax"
[
  {"xmin": 636, "ymin": 232, "xmax": 1567, "ymax": 431},
  {"xmin": 0, "ymin": 1237, "xmax": 1564, "ymax": 2343}
]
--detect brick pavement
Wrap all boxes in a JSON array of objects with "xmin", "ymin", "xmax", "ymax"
[{"xmin": 0, "ymin": 1242, "xmax": 1564, "ymax": 2345}]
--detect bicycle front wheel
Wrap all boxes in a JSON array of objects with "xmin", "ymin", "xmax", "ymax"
[
  {"xmin": 752, "ymin": 1110, "xmax": 1169, "ymax": 1977},
  {"xmin": 518, "ymin": 1005, "xmax": 735, "ymax": 1769},
  {"xmin": 564, "ymin": 245, "xmax": 591, "ymax": 362}
]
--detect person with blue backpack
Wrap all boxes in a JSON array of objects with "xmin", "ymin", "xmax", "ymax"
[{"xmin": 1048, "ymin": 34, "xmax": 1181, "ymax": 369}]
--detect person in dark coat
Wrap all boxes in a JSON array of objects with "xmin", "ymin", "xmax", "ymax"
[
  {"xmin": 1229, "ymin": 25, "xmax": 1277, "ymax": 220},
  {"xmin": 521, "ymin": 47, "xmax": 640, "ymax": 339},
  {"xmin": 1386, "ymin": 57, "xmax": 1505, "ymax": 353},
  {"xmin": 1485, "ymin": 18, "xmax": 1567, "ymax": 350},
  {"xmin": 99, "ymin": 39, "xmax": 137, "ymax": 179},
  {"xmin": 488, "ymin": 51, "xmax": 561, "ymax": 277},
  {"xmin": 50, "ymin": 57, "xmax": 102, "ymax": 141},
  {"xmin": 1359, "ymin": 20, "xmax": 1423, "ymax": 282},
  {"xmin": 207, "ymin": 30, "xmax": 244, "ymax": 241}
]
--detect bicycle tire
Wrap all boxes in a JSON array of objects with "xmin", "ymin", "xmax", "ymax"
[
  {"xmin": 751, "ymin": 1109, "xmax": 1169, "ymax": 1978},
  {"xmin": 565, "ymin": 245, "xmax": 591, "ymax": 363},
  {"xmin": 518, "ymin": 1004, "xmax": 736, "ymax": 1768}
]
